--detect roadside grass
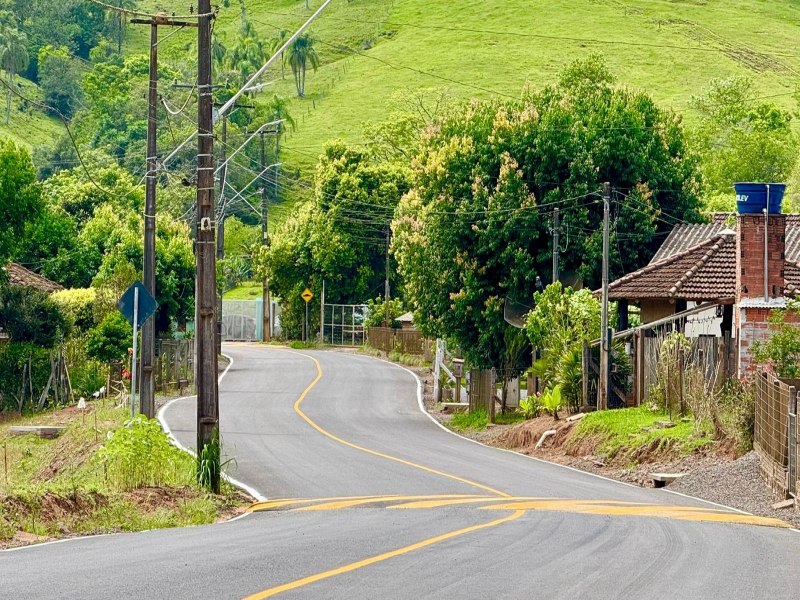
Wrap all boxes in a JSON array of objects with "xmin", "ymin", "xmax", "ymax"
[
  {"xmin": 357, "ymin": 345, "xmax": 431, "ymax": 368},
  {"xmin": 566, "ymin": 406, "xmax": 714, "ymax": 463},
  {"xmin": 0, "ymin": 402, "xmax": 245, "ymax": 547},
  {"xmin": 495, "ymin": 412, "xmax": 526, "ymax": 426},
  {"xmin": 449, "ymin": 408, "xmax": 488, "ymax": 431}
]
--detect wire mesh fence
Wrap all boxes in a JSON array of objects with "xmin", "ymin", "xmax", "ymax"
[
  {"xmin": 754, "ymin": 370, "xmax": 793, "ymax": 497},
  {"xmin": 322, "ymin": 304, "xmax": 367, "ymax": 346}
]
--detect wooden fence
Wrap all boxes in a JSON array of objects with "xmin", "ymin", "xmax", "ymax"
[
  {"xmin": 366, "ymin": 327, "xmax": 433, "ymax": 359},
  {"xmin": 155, "ymin": 339, "xmax": 195, "ymax": 393}
]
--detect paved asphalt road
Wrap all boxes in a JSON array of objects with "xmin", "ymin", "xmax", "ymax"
[{"xmin": 2, "ymin": 344, "xmax": 799, "ymax": 599}]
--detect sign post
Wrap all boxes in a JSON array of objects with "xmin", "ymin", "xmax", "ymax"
[
  {"xmin": 301, "ymin": 288, "xmax": 314, "ymax": 342},
  {"xmin": 117, "ymin": 281, "xmax": 159, "ymax": 418},
  {"xmin": 131, "ymin": 287, "xmax": 139, "ymax": 418}
]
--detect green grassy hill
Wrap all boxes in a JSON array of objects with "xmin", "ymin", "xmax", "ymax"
[
  {"xmin": 0, "ymin": 77, "xmax": 64, "ymax": 150},
  {"xmin": 12, "ymin": 0, "xmax": 800, "ymax": 227},
  {"xmin": 206, "ymin": 0, "xmax": 800, "ymax": 177}
]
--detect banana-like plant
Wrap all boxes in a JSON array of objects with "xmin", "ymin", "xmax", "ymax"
[{"xmin": 540, "ymin": 385, "xmax": 563, "ymax": 421}]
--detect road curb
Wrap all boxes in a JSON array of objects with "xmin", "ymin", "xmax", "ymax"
[{"xmin": 157, "ymin": 352, "xmax": 268, "ymax": 504}]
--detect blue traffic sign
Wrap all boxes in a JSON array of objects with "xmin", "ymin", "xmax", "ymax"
[{"xmin": 117, "ymin": 281, "xmax": 158, "ymax": 328}]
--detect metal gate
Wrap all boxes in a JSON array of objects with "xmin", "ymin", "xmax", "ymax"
[
  {"xmin": 221, "ymin": 299, "xmax": 263, "ymax": 341},
  {"xmin": 322, "ymin": 304, "xmax": 367, "ymax": 346}
]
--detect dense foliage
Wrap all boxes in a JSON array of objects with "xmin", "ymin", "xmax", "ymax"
[
  {"xmin": 256, "ymin": 141, "xmax": 411, "ymax": 336},
  {"xmin": 393, "ymin": 57, "xmax": 701, "ymax": 369}
]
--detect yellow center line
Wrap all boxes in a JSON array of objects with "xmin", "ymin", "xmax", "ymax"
[
  {"xmin": 242, "ymin": 510, "xmax": 526, "ymax": 600},
  {"xmin": 293, "ymin": 495, "xmax": 488, "ymax": 512},
  {"xmin": 283, "ymin": 348, "xmax": 511, "ymax": 498},
  {"xmin": 249, "ymin": 494, "xmax": 486, "ymax": 513},
  {"xmin": 390, "ymin": 497, "xmax": 558, "ymax": 510}
]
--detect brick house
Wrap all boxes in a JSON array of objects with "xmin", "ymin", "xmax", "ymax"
[{"xmin": 605, "ymin": 212, "xmax": 800, "ymax": 376}]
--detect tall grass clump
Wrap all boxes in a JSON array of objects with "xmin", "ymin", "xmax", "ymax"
[{"xmin": 97, "ymin": 415, "xmax": 192, "ymax": 490}]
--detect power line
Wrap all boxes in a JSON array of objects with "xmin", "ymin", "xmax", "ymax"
[{"xmin": 84, "ymin": 0, "xmax": 216, "ymax": 20}]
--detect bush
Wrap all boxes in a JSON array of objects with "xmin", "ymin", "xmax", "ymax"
[
  {"xmin": 97, "ymin": 415, "xmax": 192, "ymax": 490},
  {"xmin": 52, "ymin": 288, "xmax": 97, "ymax": 333},
  {"xmin": 0, "ymin": 285, "xmax": 68, "ymax": 348},
  {"xmin": 87, "ymin": 312, "xmax": 131, "ymax": 363},
  {"xmin": 518, "ymin": 395, "xmax": 541, "ymax": 419}
]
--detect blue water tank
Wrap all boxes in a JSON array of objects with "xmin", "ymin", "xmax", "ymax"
[{"xmin": 735, "ymin": 183, "xmax": 786, "ymax": 214}]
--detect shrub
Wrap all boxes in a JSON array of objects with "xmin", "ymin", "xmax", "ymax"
[
  {"xmin": 52, "ymin": 288, "xmax": 97, "ymax": 333},
  {"xmin": 0, "ymin": 342, "xmax": 52, "ymax": 412},
  {"xmin": 0, "ymin": 285, "xmax": 68, "ymax": 347},
  {"xmin": 86, "ymin": 312, "xmax": 131, "ymax": 364},
  {"xmin": 541, "ymin": 386, "xmax": 563, "ymax": 421},
  {"xmin": 97, "ymin": 415, "xmax": 191, "ymax": 490},
  {"xmin": 518, "ymin": 395, "xmax": 541, "ymax": 419}
]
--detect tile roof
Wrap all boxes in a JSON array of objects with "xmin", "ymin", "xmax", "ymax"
[
  {"xmin": 3, "ymin": 263, "xmax": 64, "ymax": 294},
  {"xmin": 609, "ymin": 214, "xmax": 800, "ymax": 302},
  {"xmin": 650, "ymin": 222, "xmax": 729, "ymax": 262},
  {"xmin": 608, "ymin": 233, "xmax": 736, "ymax": 301}
]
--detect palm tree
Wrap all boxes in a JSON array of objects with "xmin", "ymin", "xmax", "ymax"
[
  {"xmin": 0, "ymin": 26, "xmax": 29, "ymax": 125},
  {"xmin": 228, "ymin": 2, "xmax": 268, "ymax": 86},
  {"xmin": 264, "ymin": 94, "xmax": 295, "ymax": 203},
  {"xmin": 286, "ymin": 34, "xmax": 319, "ymax": 98}
]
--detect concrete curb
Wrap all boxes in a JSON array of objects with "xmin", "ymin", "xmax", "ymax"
[{"xmin": 157, "ymin": 352, "xmax": 267, "ymax": 503}]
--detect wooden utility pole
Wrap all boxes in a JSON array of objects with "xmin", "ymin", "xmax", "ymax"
[
  {"xmin": 131, "ymin": 13, "xmax": 197, "ymax": 419},
  {"xmin": 552, "ymin": 207, "xmax": 560, "ymax": 283},
  {"xmin": 195, "ymin": 0, "xmax": 219, "ymax": 493},
  {"xmin": 260, "ymin": 131, "xmax": 272, "ymax": 342},
  {"xmin": 384, "ymin": 220, "xmax": 391, "ymax": 326},
  {"xmin": 598, "ymin": 182, "xmax": 611, "ymax": 411},
  {"xmin": 215, "ymin": 113, "xmax": 227, "ymax": 356}
]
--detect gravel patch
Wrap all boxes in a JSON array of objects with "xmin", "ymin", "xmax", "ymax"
[{"xmin": 669, "ymin": 452, "xmax": 800, "ymax": 528}]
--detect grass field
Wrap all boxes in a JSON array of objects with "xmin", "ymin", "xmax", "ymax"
[
  {"xmin": 7, "ymin": 0, "xmax": 800, "ymax": 226},
  {"xmin": 0, "ymin": 77, "xmax": 64, "ymax": 151}
]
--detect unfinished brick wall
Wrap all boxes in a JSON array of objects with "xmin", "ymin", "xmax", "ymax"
[
  {"xmin": 736, "ymin": 213, "xmax": 786, "ymax": 301},
  {"xmin": 736, "ymin": 213, "xmax": 789, "ymax": 375}
]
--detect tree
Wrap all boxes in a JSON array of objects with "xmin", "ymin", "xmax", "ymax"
[
  {"xmin": 286, "ymin": 33, "xmax": 319, "ymax": 97},
  {"xmin": 690, "ymin": 77, "xmax": 798, "ymax": 195},
  {"xmin": 0, "ymin": 137, "xmax": 40, "ymax": 263},
  {"xmin": 0, "ymin": 24, "xmax": 28, "ymax": 124},
  {"xmin": 392, "ymin": 55, "xmax": 701, "ymax": 370},
  {"xmin": 228, "ymin": 2, "xmax": 268, "ymax": 86},
  {"xmin": 254, "ymin": 141, "xmax": 411, "ymax": 337},
  {"xmin": 38, "ymin": 45, "xmax": 83, "ymax": 119},
  {"xmin": 86, "ymin": 311, "xmax": 130, "ymax": 363},
  {"xmin": 526, "ymin": 283, "xmax": 600, "ymax": 411},
  {"xmin": 105, "ymin": 0, "xmax": 136, "ymax": 54}
]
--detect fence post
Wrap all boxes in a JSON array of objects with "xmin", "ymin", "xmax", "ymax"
[
  {"xmin": 581, "ymin": 342, "xmax": 589, "ymax": 407},
  {"xmin": 433, "ymin": 339, "xmax": 443, "ymax": 403},
  {"xmin": 788, "ymin": 386, "xmax": 797, "ymax": 498}
]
